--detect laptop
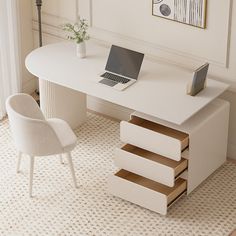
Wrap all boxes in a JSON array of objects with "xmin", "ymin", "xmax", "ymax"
[{"xmin": 98, "ymin": 45, "xmax": 144, "ymax": 91}]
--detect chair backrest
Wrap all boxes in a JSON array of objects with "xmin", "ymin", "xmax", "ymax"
[{"xmin": 6, "ymin": 93, "xmax": 63, "ymax": 156}]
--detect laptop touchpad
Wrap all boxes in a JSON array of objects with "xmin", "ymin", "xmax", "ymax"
[{"xmin": 99, "ymin": 78, "xmax": 117, "ymax": 87}]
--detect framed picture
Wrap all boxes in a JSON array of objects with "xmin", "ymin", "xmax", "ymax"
[{"xmin": 152, "ymin": 0, "xmax": 207, "ymax": 29}]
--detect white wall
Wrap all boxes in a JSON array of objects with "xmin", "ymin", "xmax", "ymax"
[
  {"xmin": 19, "ymin": 0, "xmax": 36, "ymax": 94},
  {"xmin": 31, "ymin": 0, "xmax": 236, "ymax": 159}
]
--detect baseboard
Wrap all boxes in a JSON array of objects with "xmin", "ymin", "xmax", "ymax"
[
  {"xmin": 227, "ymin": 143, "xmax": 236, "ymax": 160},
  {"xmin": 87, "ymin": 96, "xmax": 133, "ymax": 121},
  {"xmin": 22, "ymin": 78, "xmax": 37, "ymax": 94}
]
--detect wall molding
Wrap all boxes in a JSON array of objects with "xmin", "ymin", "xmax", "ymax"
[
  {"xmin": 35, "ymin": 9, "xmax": 230, "ymax": 70},
  {"xmin": 32, "ymin": 17, "xmax": 236, "ymax": 93},
  {"xmin": 33, "ymin": 3, "xmax": 235, "ymax": 74},
  {"xmin": 33, "ymin": 19, "xmax": 65, "ymax": 40},
  {"xmin": 90, "ymin": 27, "xmax": 228, "ymax": 68},
  {"xmin": 90, "ymin": 27, "xmax": 225, "ymax": 67},
  {"xmin": 228, "ymin": 142, "xmax": 236, "ymax": 159},
  {"xmin": 87, "ymin": 96, "xmax": 132, "ymax": 121},
  {"xmin": 225, "ymin": 0, "xmax": 234, "ymax": 68},
  {"xmin": 22, "ymin": 78, "xmax": 36, "ymax": 94},
  {"xmin": 32, "ymin": 17, "xmax": 218, "ymax": 67},
  {"xmin": 78, "ymin": 0, "xmax": 233, "ymax": 69}
]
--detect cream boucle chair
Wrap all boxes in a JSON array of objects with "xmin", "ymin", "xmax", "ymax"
[{"xmin": 6, "ymin": 93, "xmax": 78, "ymax": 197}]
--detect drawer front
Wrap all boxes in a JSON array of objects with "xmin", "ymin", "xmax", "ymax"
[
  {"xmin": 114, "ymin": 145, "xmax": 188, "ymax": 187},
  {"xmin": 108, "ymin": 170, "xmax": 187, "ymax": 215},
  {"xmin": 120, "ymin": 118, "xmax": 189, "ymax": 161}
]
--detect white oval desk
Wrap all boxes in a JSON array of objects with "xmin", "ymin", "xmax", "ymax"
[
  {"xmin": 25, "ymin": 41, "xmax": 228, "ymax": 128},
  {"xmin": 26, "ymin": 41, "xmax": 230, "ymax": 215}
]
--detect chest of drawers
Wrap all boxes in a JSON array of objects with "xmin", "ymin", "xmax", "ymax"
[{"xmin": 108, "ymin": 99, "xmax": 230, "ymax": 215}]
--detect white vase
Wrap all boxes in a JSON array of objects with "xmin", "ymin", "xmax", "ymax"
[{"xmin": 76, "ymin": 42, "xmax": 86, "ymax": 58}]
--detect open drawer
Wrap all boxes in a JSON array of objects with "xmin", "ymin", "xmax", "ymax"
[
  {"xmin": 120, "ymin": 116, "xmax": 189, "ymax": 161},
  {"xmin": 114, "ymin": 144, "xmax": 188, "ymax": 187},
  {"xmin": 108, "ymin": 169, "xmax": 187, "ymax": 215}
]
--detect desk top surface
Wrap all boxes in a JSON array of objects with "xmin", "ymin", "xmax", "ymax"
[{"xmin": 25, "ymin": 41, "xmax": 229, "ymax": 125}]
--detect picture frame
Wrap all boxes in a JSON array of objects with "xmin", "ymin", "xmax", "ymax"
[{"xmin": 152, "ymin": 0, "xmax": 207, "ymax": 29}]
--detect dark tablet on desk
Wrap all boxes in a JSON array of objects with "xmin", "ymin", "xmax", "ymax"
[{"xmin": 189, "ymin": 63, "xmax": 209, "ymax": 96}]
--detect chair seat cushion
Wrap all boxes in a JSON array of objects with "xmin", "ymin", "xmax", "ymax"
[{"xmin": 47, "ymin": 118, "xmax": 77, "ymax": 152}]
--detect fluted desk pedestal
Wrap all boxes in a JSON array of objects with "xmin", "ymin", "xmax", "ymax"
[{"xmin": 39, "ymin": 79, "xmax": 87, "ymax": 129}]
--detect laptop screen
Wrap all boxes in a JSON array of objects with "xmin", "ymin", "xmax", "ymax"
[{"xmin": 105, "ymin": 45, "xmax": 144, "ymax": 80}]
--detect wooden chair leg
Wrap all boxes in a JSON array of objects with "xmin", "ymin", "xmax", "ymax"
[
  {"xmin": 29, "ymin": 156, "xmax": 35, "ymax": 197},
  {"xmin": 16, "ymin": 151, "xmax": 22, "ymax": 173},
  {"xmin": 66, "ymin": 152, "xmax": 78, "ymax": 188}
]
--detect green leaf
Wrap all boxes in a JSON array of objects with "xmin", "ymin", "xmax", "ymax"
[{"xmin": 61, "ymin": 18, "xmax": 90, "ymax": 43}]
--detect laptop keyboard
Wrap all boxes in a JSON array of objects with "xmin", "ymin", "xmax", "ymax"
[{"xmin": 101, "ymin": 72, "xmax": 130, "ymax": 84}]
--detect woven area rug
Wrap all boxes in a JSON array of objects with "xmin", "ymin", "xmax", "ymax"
[{"xmin": 0, "ymin": 113, "xmax": 235, "ymax": 236}]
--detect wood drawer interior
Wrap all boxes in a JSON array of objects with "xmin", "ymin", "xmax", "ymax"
[
  {"xmin": 129, "ymin": 116, "xmax": 189, "ymax": 150},
  {"xmin": 116, "ymin": 169, "xmax": 187, "ymax": 205},
  {"xmin": 121, "ymin": 144, "xmax": 188, "ymax": 177}
]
